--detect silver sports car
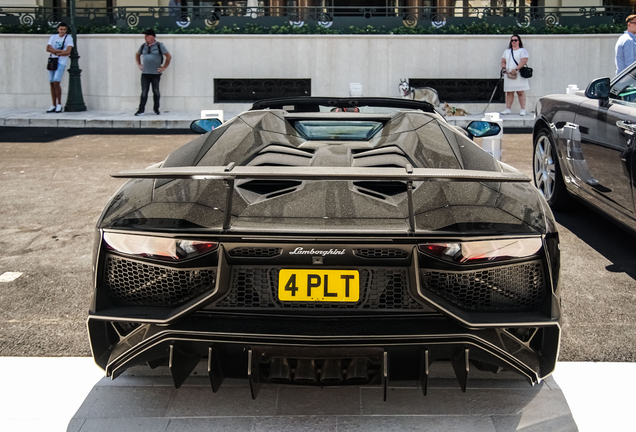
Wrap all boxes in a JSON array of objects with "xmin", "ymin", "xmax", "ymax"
[{"xmin": 533, "ymin": 64, "xmax": 636, "ymax": 235}]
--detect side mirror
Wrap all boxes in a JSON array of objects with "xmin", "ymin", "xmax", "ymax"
[
  {"xmin": 585, "ymin": 77, "xmax": 610, "ymax": 100},
  {"xmin": 466, "ymin": 121, "xmax": 501, "ymax": 139},
  {"xmin": 190, "ymin": 118, "xmax": 222, "ymax": 134}
]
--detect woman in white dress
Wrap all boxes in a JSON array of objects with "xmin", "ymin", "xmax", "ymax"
[{"xmin": 500, "ymin": 34, "xmax": 529, "ymax": 115}]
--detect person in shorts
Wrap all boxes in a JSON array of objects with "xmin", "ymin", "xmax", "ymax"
[
  {"xmin": 135, "ymin": 29, "xmax": 171, "ymax": 115},
  {"xmin": 46, "ymin": 22, "xmax": 74, "ymax": 113}
]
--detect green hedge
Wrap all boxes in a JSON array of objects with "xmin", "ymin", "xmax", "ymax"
[{"xmin": 0, "ymin": 21, "xmax": 627, "ymax": 35}]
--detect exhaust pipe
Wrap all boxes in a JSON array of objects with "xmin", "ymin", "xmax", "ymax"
[
  {"xmin": 346, "ymin": 358, "xmax": 369, "ymax": 383},
  {"xmin": 320, "ymin": 359, "xmax": 343, "ymax": 383},
  {"xmin": 269, "ymin": 357, "xmax": 291, "ymax": 382},
  {"xmin": 294, "ymin": 359, "xmax": 317, "ymax": 383}
]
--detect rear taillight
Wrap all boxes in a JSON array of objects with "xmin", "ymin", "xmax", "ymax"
[
  {"xmin": 103, "ymin": 232, "xmax": 218, "ymax": 261},
  {"xmin": 418, "ymin": 238, "xmax": 542, "ymax": 264}
]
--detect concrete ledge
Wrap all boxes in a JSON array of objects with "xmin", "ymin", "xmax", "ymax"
[
  {"xmin": 140, "ymin": 120, "xmax": 168, "ymax": 129},
  {"xmin": 0, "ymin": 108, "xmax": 534, "ymax": 130},
  {"xmin": 61, "ymin": 119, "xmax": 90, "ymax": 128},
  {"xmin": 5, "ymin": 118, "xmax": 30, "ymax": 127},
  {"xmin": 166, "ymin": 120, "xmax": 193, "ymax": 129},
  {"xmin": 85, "ymin": 119, "xmax": 113, "ymax": 128},
  {"xmin": 29, "ymin": 118, "xmax": 59, "ymax": 127},
  {"xmin": 112, "ymin": 120, "xmax": 141, "ymax": 128}
]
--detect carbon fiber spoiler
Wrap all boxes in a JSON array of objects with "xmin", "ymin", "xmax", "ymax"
[
  {"xmin": 249, "ymin": 97, "xmax": 436, "ymax": 113},
  {"xmin": 112, "ymin": 165, "xmax": 530, "ymax": 233}
]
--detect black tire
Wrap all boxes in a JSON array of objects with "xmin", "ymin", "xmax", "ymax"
[{"xmin": 533, "ymin": 129, "xmax": 571, "ymax": 210}]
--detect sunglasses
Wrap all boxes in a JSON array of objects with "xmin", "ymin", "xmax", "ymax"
[{"xmin": 511, "ymin": 39, "xmax": 519, "ymax": 42}]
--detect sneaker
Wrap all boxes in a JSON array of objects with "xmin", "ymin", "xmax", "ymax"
[
  {"xmin": 55, "ymin": 104, "xmax": 63, "ymax": 113},
  {"xmin": 519, "ymin": 109, "xmax": 526, "ymax": 116},
  {"xmin": 154, "ymin": 110, "xmax": 160, "ymax": 115},
  {"xmin": 500, "ymin": 108, "xmax": 512, "ymax": 115},
  {"xmin": 135, "ymin": 111, "xmax": 144, "ymax": 116},
  {"xmin": 46, "ymin": 105, "xmax": 56, "ymax": 113}
]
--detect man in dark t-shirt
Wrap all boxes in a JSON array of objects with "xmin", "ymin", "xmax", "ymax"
[{"xmin": 135, "ymin": 29, "xmax": 171, "ymax": 115}]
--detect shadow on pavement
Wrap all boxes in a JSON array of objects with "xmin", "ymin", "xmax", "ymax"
[
  {"xmin": 553, "ymin": 200, "xmax": 636, "ymax": 281},
  {"xmin": 0, "ymin": 127, "xmax": 192, "ymax": 143}
]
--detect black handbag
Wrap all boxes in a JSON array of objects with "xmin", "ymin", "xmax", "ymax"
[
  {"xmin": 46, "ymin": 57, "xmax": 58, "ymax": 71},
  {"xmin": 46, "ymin": 34, "xmax": 67, "ymax": 71},
  {"xmin": 520, "ymin": 66, "xmax": 533, "ymax": 78},
  {"xmin": 511, "ymin": 51, "xmax": 532, "ymax": 78}
]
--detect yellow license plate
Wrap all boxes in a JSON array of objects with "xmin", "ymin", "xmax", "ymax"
[{"xmin": 278, "ymin": 269, "xmax": 360, "ymax": 302}]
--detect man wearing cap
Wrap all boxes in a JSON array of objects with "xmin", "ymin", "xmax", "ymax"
[{"xmin": 135, "ymin": 29, "xmax": 171, "ymax": 115}]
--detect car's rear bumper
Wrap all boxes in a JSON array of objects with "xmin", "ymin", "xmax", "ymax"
[{"xmin": 88, "ymin": 312, "xmax": 560, "ymax": 398}]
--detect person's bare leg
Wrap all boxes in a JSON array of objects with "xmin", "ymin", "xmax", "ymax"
[
  {"xmin": 506, "ymin": 92, "xmax": 514, "ymax": 109},
  {"xmin": 53, "ymin": 82, "xmax": 62, "ymax": 105},
  {"xmin": 517, "ymin": 91, "xmax": 526, "ymax": 110},
  {"xmin": 50, "ymin": 83, "xmax": 57, "ymax": 106}
]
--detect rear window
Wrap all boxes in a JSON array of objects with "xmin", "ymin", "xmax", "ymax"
[{"xmin": 293, "ymin": 120, "xmax": 384, "ymax": 141}]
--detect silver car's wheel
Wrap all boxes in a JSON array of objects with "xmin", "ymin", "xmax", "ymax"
[
  {"xmin": 533, "ymin": 129, "xmax": 570, "ymax": 209},
  {"xmin": 534, "ymin": 134, "xmax": 556, "ymax": 201}
]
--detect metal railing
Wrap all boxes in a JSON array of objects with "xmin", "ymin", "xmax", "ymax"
[{"xmin": 0, "ymin": 6, "xmax": 630, "ymax": 31}]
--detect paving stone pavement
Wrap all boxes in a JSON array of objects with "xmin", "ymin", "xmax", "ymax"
[{"xmin": 64, "ymin": 360, "xmax": 577, "ymax": 432}]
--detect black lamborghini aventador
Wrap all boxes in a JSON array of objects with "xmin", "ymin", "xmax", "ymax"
[{"xmin": 88, "ymin": 97, "xmax": 561, "ymax": 399}]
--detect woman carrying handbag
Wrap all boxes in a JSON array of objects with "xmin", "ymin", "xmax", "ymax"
[{"xmin": 500, "ymin": 34, "xmax": 529, "ymax": 116}]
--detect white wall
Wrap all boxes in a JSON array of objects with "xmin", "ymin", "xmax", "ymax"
[{"xmin": 0, "ymin": 33, "xmax": 618, "ymax": 113}]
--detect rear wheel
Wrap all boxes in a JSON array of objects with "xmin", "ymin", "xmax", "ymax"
[{"xmin": 533, "ymin": 129, "xmax": 570, "ymax": 210}]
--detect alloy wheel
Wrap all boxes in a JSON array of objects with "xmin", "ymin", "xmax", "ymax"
[{"xmin": 534, "ymin": 135, "xmax": 556, "ymax": 201}]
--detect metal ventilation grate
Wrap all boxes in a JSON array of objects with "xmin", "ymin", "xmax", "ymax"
[
  {"xmin": 104, "ymin": 256, "xmax": 216, "ymax": 307},
  {"xmin": 228, "ymin": 247, "xmax": 283, "ymax": 258},
  {"xmin": 214, "ymin": 78, "xmax": 311, "ymax": 103},
  {"xmin": 421, "ymin": 261, "xmax": 546, "ymax": 312},
  {"xmin": 354, "ymin": 248, "xmax": 409, "ymax": 259}
]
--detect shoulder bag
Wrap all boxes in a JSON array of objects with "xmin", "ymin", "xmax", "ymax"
[
  {"xmin": 47, "ymin": 34, "xmax": 68, "ymax": 71},
  {"xmin": 511, "ymin": 50, "xmax": 533, "ymax": 79}
]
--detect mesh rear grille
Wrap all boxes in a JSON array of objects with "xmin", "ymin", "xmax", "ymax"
[
  {"xmin": 421, "ymin": 261, "xmax": 546, "ymax": 312},
  {"xmin": 354, "ymin": 248, "xmax": 409, "ymax": 259},
  {"xmin": 104, "ymin": 256, "xmax": 216, "ymax": 307},
  {"xmin": 213, "ymin": 267, "xmax": 424, "ymax": 310},
  {"xmin": 228, "ymin": 247, "xmax": 282, "ymax": 258}
]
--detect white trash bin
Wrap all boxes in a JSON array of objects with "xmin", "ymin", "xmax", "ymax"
[
  {"xmin": 200, "ymin": 109, "xmax": 224, "ymax": 122},
  {"xmin": 481, "ymin": 112, "xmax": 503, "ymax": 161}
]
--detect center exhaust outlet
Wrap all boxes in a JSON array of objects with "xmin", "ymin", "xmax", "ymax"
[{"xmin": 294, "ymin": 359, "xmax": 317, "ymax": 382}]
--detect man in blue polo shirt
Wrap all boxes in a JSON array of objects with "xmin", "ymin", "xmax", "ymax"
[
  {"xmin": 135, "ymin": 29, "xmax": 171, "ymax": 116},
  {"xmin": 615, "ymin": 14, "xmax": 636, "ymax": 76}
]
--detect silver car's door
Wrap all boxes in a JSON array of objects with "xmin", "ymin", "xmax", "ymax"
[{"xmin": 573, "ymin": 73, "xmax": 636, "ymax": 217}]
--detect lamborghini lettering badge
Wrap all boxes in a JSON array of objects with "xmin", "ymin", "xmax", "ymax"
[
  {"xmin": 289, "ymin": 247, "xmax": 346, "ymax": 256},
  {"xmin": 278, "ymin": 270, "xmax": 359, "ymax": 302}
]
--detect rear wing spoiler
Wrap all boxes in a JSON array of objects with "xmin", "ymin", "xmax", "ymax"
[
  {"xmin": 113, "ymin": 165, "xmax": 530, "ymax": 234},
  {"xmin": 250, "ymin": 97, "xmax": 436, "ymax": 113}
]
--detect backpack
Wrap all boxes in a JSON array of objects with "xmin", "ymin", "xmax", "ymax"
[{"xmin": 139, "ymin": 42, "xmax": 163, "ymax": 64}]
